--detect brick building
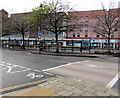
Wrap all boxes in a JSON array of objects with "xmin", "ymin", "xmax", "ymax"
[
  {"xmin": 67, "ymin": 9, "xmax": 120, "ymax": 49},
  {"xmin": 1, "ymin": 9, "xmax": 120, "ymax": 49}
]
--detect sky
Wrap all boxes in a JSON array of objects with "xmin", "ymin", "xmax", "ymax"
[{"xmin": 0, "ymin": 0, "xmax": 120, "ymax": 14}]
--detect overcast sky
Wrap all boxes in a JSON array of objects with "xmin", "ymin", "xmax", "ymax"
[{"xmin": 0, "ymin": 0, "xmax": 119, "ymax": 14}]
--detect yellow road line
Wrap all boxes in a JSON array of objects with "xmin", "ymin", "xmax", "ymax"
[
  {"xmin": 0, "ymin": 78, "xmax": 55, "ymax": 93},
  {"xmin": 4, "ymin": 87, "xmax": 55, "ymax": 96}
]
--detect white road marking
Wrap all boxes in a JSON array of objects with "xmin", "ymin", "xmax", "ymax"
[
  {"xmin": 1, "ymin": 62, "xmax": 5, "ymax": 64},
  {"xmin": 28, "ymin": 52, "xmax": 32, "ymax": 54},
  {"xmin": 2, "ymin": 62, "xmax": 31, "ymax": 74},
  {"xmin": 33, "ymin": 70, "xmax": 41, "ymax": 73},
  {"xmin": 48, "ymin": 59, "xmax": 69, "ymax": 63},
  {"xmin": 42, "ymin": 60, "xmax": 90, "ymax": 71},
  {"xmin": 10, "ymin": 69, "xmax": 31, "ymax": 74},
  {"xmin": 13, "ymin": 65, "xmax": 19, "ymax": 67},
  {"xmin": 2, "ymin": 62, "xmax": 55, "ymax": 77},
  {"xmin": 43, "ymin": 72, "xmax": 53, "ymax": 75},
  {"xmin": 6, "ymin": 66, "xmax": 13, "ymax": 73},
  {"xmin": 107, "ymin": 72, "xmax": 120, "ymax": 88},
  {"xmin": 82, "ymin": 64, "xmax": 105, "ymax": 69},
  {"xmin": 26, "ymin": 72, "xmax": 43, "ymax": 79},
  {"xmin": 56, "ymin": 75, "xmax": 63, "ymax": 78},
  {"xmin": 6, "ymin": 63, "xmax": 12, "ymax": 65},
  {"xmin": 0, "ymin": 64, "xmax": 6, "ymax": 66}
]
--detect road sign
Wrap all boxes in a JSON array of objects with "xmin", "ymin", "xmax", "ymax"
[
  {"xmin": 38, "ymin": 32, "xmax": 42, "ymax": 37},
  {"xmin": 90, "ymin": 37, "xmax": 94, "ymax": 40},
  {"xmin": 105, "ymin": 40, "xmax": 108, "ymax": 42}
]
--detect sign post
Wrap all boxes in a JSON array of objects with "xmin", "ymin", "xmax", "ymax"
[
  {"xmin": 38, "ymin": 32, "xmax": 42, "ymax": 54},
  {"xmin": 89, "ymin": 37, "xmax": 94, "ymax": 53}
]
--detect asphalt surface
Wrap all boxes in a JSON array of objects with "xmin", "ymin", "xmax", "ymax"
[
  {"xmin": 113, "ymin": 78, "xmax": 120, "ymax": 90},
  {"xmin": 1, "ymin": 49, "xmax": 90, "ymax": 89},
  {"xmin": 1, "ymin": 48, "xmax": 119, "ymax": 93}
]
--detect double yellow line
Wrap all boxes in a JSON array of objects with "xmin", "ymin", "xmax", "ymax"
[{"xmin": 0, "ymin": 77, "xmax": 55, "ymax": 93}]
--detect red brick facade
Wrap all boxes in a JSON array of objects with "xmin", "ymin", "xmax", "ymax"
[{"xmin": 67, "ymin": 9, "xmax": 119, "ymax": 40}]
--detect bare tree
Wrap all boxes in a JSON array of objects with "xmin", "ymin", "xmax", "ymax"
[
  {"xmin": 8, "ymin": 13, "xmax": 31, "ymax": 49},
  {"xmin": 92, "ymin": 2, "xmax": 119, "ymax": 54},
  {"xmin": 32, "ymin": 0, "xmax": 74, "ymax": 53}
]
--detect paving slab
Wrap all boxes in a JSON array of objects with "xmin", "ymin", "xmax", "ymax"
[{"xmin": 3, "ymin": 76, "xmax": 120, "ymax": 96}]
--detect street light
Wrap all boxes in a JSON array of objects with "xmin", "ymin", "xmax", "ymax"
[{"xmin": 38, "ymin": 4, "xmax": 43, "ymax": 54}]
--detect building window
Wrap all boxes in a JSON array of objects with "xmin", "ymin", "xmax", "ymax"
[
  {"xmin": 96, "ymin": 33, "xmax": 100, "ymax": 37},
  {"xmin": 80, "ymin": 16, "xmax": 84, "ymax": 19},
  {"xmin": 102, "ymin": 33, "xmax": 105, "ymax": 37},
  {"xmin": 77, "ymin": 33, "xmax": 80, "ymax": 37},
  {"xmin": 73, "ymin": 33, "xmax": 75, "ymax": 37},
  {"xmin": 111, "ymin": 16, "xmax": 114, "ymax": 19},
  {"xmin": 85, "ymin": 27, "xmax": 88, "ymax": 32},
  {"xmin": 111, "ymin": 33, "xmax": 114, "ymax": 38},
  {"xmin": 80, "ymin": 22, "xmax": 84, "ymax": 26},
  {"xmin": 102, "ymin": 26, "xmax": 105, "ymax": 31},
  {"xmin": 97, "ymin": 21, "xmax": 100, "ymax": 25},
  {"xmin": 114, "ymin": 20, "xmax": 118, "ymax": 25},
  {"xmin": 85, "ymin": 33, "xmax": 88, "ymax": 37},
  {"xmin": 85, "ymin": 21, "xmax": 88, "ymax": 26},
  {"xmin": 97, "ymin": 15, "xmax": 100, "ymax": 19},
  {"xmin": 93, "ymin": 27, "xmax": 97, "ymax": 32},
  {"xmin": 86, "ymin": 16, "xmax": 88, "ymax": 19},
  {"xmin": 80, "ymin": 27, "xmax": 83, "ymax": 32}
]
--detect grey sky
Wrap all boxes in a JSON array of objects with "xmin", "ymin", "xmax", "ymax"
[{"xmin": 0, "ymin": 0, "xmax": 119, "ymax": 14}]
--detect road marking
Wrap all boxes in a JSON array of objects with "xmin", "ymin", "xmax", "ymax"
[
  {"xmin": 28, "ymin": 52, "xmax": 32, "ymax": 54},
  {"xmin": 33, "ymin": 70, "xmax": 41, "ymax": 73},
  {"xmin": 43, "ymin": 72, "xmax": 53, "ymax": 75},
  {"xmin": 48, "ymin": 59, "xmax": 69, "ymax": 63},
  {"xmin": 107, "ymin": 72, "xmax": 120, "ymax": 88},
  {"xmin": 6, "ymin": 66, "xmax": 13, "ymax": 73},
  {"xmin": 56, "ymin": 75, "xmax": 63, "ymax": 78},
  {"xmin": 13, "ymin": 65, "xmax": 19, "ymax": 67},
  {"xmin": 26, "ymin": 72, "xmax": 43, "ymax": 79},
  {"xmin": 10, "ymin": 69, "xmax": 31, "ymax": 74},
  {"xmin": 82, "ymin": 64, "xmax": 105, "ymax": 69},
  {"xmin": 6, "ymin": 63, "xmax": 12, "ymax": 65},
  {"xmin": 1, "ymin": 62, "xmax": 5, "ymax": 64},
  {"xmin": 4, "ymin": 87, "xmax": 55, "ymax": 96},
  {"xmin": 0, "ymin": 78, "xmax": 55, "ymax": 93},
  {"xmin": 0, "ymin": 64, "xmax": 5, "ymax": 66},
  {"xmin": 42, "ymin": 60, "xmax": 90, "ymax": 71}
]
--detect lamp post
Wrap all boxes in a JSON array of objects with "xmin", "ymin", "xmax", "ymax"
[{"xmin": 38, "ymin": 4, "xmax": 43, "ymax": 54}]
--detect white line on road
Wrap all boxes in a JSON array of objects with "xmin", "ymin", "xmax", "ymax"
[
  {"xmin": 43, "ymin": 72, "xmax": 53, "ymax": 75},
  {"xmin": 33, "ymin": 70, "xmax": 41, "ymax": 73},
  {"xmin": 48, "ymin": 59, "xmax": 69, "ymax": 63},
  {"xmin": 42, "ymin": 60, "xmax": 90, "ymax": 71},
  {"xmin": 107, "ymin": 72, "xmax": 120, "ymax": 88},
  {"xmin": 10, "ymin": 69, "xmax": 31, "ymax": 74},
  {"xmin": 0, "ymin": 64, "xmax": 6, "ymax": 66},
  {"xmin": 1, "ymin": 62, "xmax": 5, "ymax": 64},
  {"xmin": 6, "ymin": 66, "xmax": 12, "ymax": 73},
  {"xmin": 6, "ymin": 63, "xmax": 12, "ymax": 65}
]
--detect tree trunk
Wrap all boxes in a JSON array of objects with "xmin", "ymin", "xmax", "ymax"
[
  {"xmin": 108, "ymin": 33, "xmax": 111, "ymax": 55},
  {"xmin": 55, "ymin": 34, "xmax": 59, "ymax": 53},
  {"xmin": 22, "ymin": 29, "xmax": 25, "ymax": 50}
]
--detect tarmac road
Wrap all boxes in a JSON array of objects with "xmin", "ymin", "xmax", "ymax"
[
  {"xmin": 1, "ymin": 48, "xmax": 119, "ymax": 93},
  {"xmin": 1, "ymin": 49, "xmax": 90, "ymax": 89}
]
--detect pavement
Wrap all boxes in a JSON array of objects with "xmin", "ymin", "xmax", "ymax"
[
  {"xmin": 3, "ymin": 77, "xmax": 120, "ymax": 96},
  {"xmin": 27, "ymin": 49, "xmax": 106, "ymax": 58}
]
